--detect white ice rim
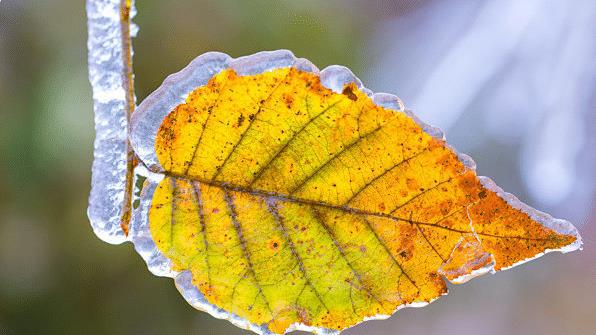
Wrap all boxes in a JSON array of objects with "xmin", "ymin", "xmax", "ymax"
[{"xmin": 124, "ymin": 50, "xmax": 582, "ymax": 334}]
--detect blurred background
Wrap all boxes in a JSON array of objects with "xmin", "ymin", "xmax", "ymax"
[{"xmin": 0, "ymin": 0, "xmax": 594, "ymax": 334}]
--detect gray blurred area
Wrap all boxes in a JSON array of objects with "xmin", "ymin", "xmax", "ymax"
[{"xmin": 0, "ymin": 0, "xmax": 594, "ymax": 334}]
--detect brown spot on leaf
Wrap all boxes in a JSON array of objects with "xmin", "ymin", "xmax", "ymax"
[
  {"xmin": 268, "ymin": 237, "xmax": 282, "ymax": 251},
  {"xmin": 342, "ymin": 85, "xmax": 358, "ymax": 101}
]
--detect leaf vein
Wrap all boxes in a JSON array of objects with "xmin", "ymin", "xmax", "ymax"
[
  {"xmin": 343, "ymin": 147, "xmax": 431, "ymax": 206},
  {"xmin": 165, "ymin": 174, "xmax": 553, "ymax": 242},
  {"xmin": 289, "ymin": 125, "xmax": 384, "ymax": 195},
  {"xmin": 223, "ymin": 189, "xmax": 274, "ymax": 317},
  {"xmin": 267, "ymin": 199, "xmax": 330, "ymax": 312},
  {"xmin": 248, "ymin": 99, "xmax": 344, "ymax": 187},
  {"xmin": 191, "ymin": 181, "xmax": 212, "ymax": 286},
  {"xmin": 211, "ymin": 72, "xmax": 292, "ymax": 181},
  {"xmin": 310, "ymin": 207, "xmax": 384, "ymax": 307}
]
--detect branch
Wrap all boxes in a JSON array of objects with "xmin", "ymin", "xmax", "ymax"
[{"xmin": 86, "ymin": 0, "xmax": 137, "ymax": 244}]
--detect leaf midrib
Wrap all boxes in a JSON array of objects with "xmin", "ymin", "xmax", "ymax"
[{"xmin": 162, "ymin": 171, "xmax": 552, "ymax": 243}]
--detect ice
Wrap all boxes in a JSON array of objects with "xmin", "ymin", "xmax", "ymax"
[
  {"xmin": 86, "ymin": 0, "xmax": 136, "ymax": 244},
  {"xmin": 128, "ymin": 166, "xmax": 175, "ymax": 277},
  {"xmin": 319, "ymin": 65, "xmax": 363, "ymax": 93}
]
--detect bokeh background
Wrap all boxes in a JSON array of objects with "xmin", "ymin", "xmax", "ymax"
[{"xmin": 1, "ymin": 0, "xmax": 594, "ymax": 334}]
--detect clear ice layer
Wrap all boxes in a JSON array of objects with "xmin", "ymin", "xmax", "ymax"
[{"xmin": 86, "ymin": 0, "xmax": 136, "ymax": 244}]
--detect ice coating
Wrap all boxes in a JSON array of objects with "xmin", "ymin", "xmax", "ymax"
[
  {"xmin": 319, "ymin": 65, "xmax": 363, "ymax": 93},
  {"xmin": 128, "ymin": 166, "xmax": 174, "ymax": 277},
  {"xmin": 86, "ymin": 0, "xmax": 136, "ymax": 244},
  {"xmin": 130, "ymin": 52, "xmax": 232, "ymax": 171},
  {"xmin": 230, "ymin": 50, "xmax": 296, "ymax": 76},
  {"xmin": 122, "ymin": 50, "xmax": 581, "ymax": 334}
]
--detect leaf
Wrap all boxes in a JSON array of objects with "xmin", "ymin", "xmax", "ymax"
[{"xmin": 127, "ymin": 51, "xmax": 581, "ymax": 334}]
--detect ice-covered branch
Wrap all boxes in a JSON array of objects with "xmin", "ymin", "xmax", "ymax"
[{"xmin": 86, "ymin": 0, "xmax": 137, "ymax": 244}]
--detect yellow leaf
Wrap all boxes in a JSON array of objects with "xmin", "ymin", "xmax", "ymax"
[{"xmin": 135, "ymin": 52, "xmax": 581, "ymax": 334}]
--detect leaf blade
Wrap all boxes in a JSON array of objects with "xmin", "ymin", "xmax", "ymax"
[{"xmin": 143, "ymin": 63, "xmax": 580, "ymax": 334}]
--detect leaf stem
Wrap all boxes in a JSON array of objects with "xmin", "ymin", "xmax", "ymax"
[{"xmin": 118, "ymin": 0, "xmax": 137, "ymax": 234}]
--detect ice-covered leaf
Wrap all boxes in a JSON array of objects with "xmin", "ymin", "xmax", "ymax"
[{"xmin": 126, "ymin": 51, "xmax": 581, "ymax": 334}]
